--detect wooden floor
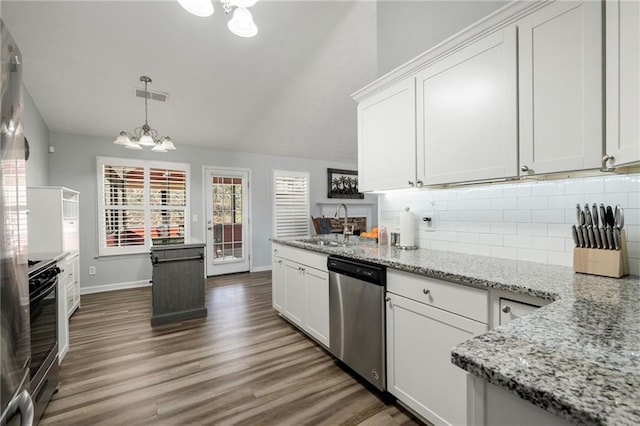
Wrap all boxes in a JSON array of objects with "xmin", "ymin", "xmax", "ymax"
[{"xmin": 41, "ymin": 271, "xmax": 422, "ymax": 425}]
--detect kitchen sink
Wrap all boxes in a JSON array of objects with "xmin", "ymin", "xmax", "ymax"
[{"xmin": 297, "ymin": 238, "xmax": 350, "ymax": 247}]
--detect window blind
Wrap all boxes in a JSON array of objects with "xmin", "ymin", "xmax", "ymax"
[
  {"xmin": 97, "ymin": 157, "xmax": 190, "ymax": 256},
  {"xmin": 272, "ymin": 170, "xmax": 310, "ymax": 238}
]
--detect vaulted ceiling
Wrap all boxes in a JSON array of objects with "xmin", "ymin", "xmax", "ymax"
[{"xmin": 2, "ymin": 1, "xmax": 378, "ymax": 162}]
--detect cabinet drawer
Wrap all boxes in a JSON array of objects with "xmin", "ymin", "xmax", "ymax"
[
  {"xmin": 58, "ymin": 263, "xmax": 74, "ymax": 286},
  {"xmin": 387, "ymin": 269, "xmax": 487, "ymax": 323},
  {"xmin": 499, "ymin": 298, "xmax": 539, "ymax": 326},
  {"xmin": 272, "ymin": 243, "xmax": 328, "ymax": 272}
]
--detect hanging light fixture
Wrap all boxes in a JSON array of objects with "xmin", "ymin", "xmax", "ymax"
[
  {"xmin": 113, "ymin": 76, "xmax": 176, "ymax": 153},
  {"xmin": 177, "ymin": 0, "xmax": 258, "ymax": 38}
]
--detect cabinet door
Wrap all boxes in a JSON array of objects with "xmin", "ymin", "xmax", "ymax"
[
  {"xmin": 416, "ymin": 26, "xmax": 518, "ymax": 185},
  {"xmin": 606, "ymin": 0, "xmax": 640, "ymax": 167},
  {"xmin": 387, "ymin": 293, "xmax": 486, "ymax": 426},
  {"xmin": 271, "ymin": 257, "xmax": 286, "ymax": 313},
  {"xmin": 57, "ymin": 281, "xmax": 69, "ymax": 362},
  {"xmin": 303, "ymin": 268, "xmax": 329, "ymax": 347},
  {"xmin": 518, "ymin": 1, "xmax": 603, "ymax": 175},
  {"xmin": 357, "ymin": 78, "xmax": 417, "ymax": 191},
  {"xmin": 284, "ymin": 261, "xmax": 305, "ymax": 327}
]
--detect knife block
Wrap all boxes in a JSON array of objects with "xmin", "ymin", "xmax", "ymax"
[{"xmin": 573, "ymin": 230, "xmax": 629, "ymax": 278}]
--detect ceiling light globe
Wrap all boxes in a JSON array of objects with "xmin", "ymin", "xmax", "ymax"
[
  {"xmin": 162, "ymin": 137, "xmax": 176, "ymax": 150},
  {"xmin": 125, "ymin": 137, "xmax": 143, "ymax": 150},
  {"xmin": 178, "ymin": 0, "xmax": 214, "ymax": 17},
  {"xmin": 151, "ymin": 143, "xmax": 167, "ymax": 153},
  {"xmin": 139, "ymin": 133, "xmax": 156, "ymax": 146},
  {"xmin": 228, "ymin": 7, "xmax": 258, "ymax": 38},
  {"xmin": 114, "ymin": 131, "xmax": 131, "ymax": 146}
]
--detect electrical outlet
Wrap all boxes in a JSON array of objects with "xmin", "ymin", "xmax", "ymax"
[
  {"xmin": 89, "ymin": 266, "xmax": 96, "ymax": 276},
  {"xmin": 422, "ymin": 216, "xmax": 435, "ymax": 232}
]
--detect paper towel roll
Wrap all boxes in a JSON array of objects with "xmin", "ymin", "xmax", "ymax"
[{"xmin": 399, "ymin": 208, "xmax": 414, "ymax": 248}]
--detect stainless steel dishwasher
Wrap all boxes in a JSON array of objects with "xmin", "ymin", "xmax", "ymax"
[{"xmin": 327, "ymin": 255, "xmax": 386, "ymax": 391}]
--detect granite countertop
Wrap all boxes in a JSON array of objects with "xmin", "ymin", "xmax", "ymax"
[
  {"xmin": 30, "ymin": 251, "xmax": 69, "ymax": 262},
  {"xmin": 272, "ymin": 237, "xmax": 640, "ymax": 425}
]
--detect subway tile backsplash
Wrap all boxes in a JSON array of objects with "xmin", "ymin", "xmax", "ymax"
[{"xmin": 378, "ymin": 173, "xmax": 640, "ymax": 275}]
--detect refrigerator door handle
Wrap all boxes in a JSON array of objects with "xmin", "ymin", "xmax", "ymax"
[{"xmin": 0, "ymin": 370, "xmax": 34, "ymax": 426}]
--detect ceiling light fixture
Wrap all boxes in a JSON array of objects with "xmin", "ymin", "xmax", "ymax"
[
  {"xmin": 114, "ymin": 76, "xmax": 176, "ymax": 153},
  {"xmin": 178, "ymin": 0, "xmax": 259, "ymax": 38}
]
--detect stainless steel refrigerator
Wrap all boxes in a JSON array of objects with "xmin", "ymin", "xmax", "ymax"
[{"xmin": 0, "ymin": 19, "xmax": 34, "ymax": 426}]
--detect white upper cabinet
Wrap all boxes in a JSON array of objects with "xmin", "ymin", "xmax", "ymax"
[
  {"xmin": 357, "ymin": 78, "xmax": 417, "ymax": 191},
  {"xmin": 416, "ymin": 26, "xmax": 518, "ymax": 185},
  {"xmin": 605, "ymin": 0, "xmax": 640, "ymax": 168},
  {"xmin": 518, "ymin": 1, "xmax": 603, "ymax": 175}
]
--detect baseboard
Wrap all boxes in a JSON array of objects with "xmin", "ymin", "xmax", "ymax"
[
  {"xmin": 252, "ymin": 265, "xmax": 272, "ymax": 272},
  {"xmin": 81, "ymin": 279, "xmax": 151, "ymax": 295}
]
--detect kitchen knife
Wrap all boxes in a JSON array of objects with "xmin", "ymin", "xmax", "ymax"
[
  {"xmin": 579, "ymin": 211, "xmax": 590, "ymax": 247},
  {"xmin": 613, "ymin": 228, "xmax": 621, "ymax": 250},
  {"xmin": 606, "ymin": 226, "xmax": 615, "ymax": 250},
  {"xmin": 584, "ymin": 205, "xmax": 592, "ymax": 228},
  {"xmin": 593, "ymin": 223, "xmax": 602, "ymax": 249},
  {"xmin": 576, "ymin": 204, "xmax": 582, "ymax": 225},
  {"xmin": 571, "ymin": 225, "xmax": 579, "ymax": 248},
  {"xmin": 587, "ymin": 225, "xmax": 596, "ymax": 249},
  {"xmin": 600, "ymin": 226, "xmax": 609, "ymax": 249},
  {"xmin": 592, "ymin": 203, "xmax": 599, "ymax": 227},
  {"xmin": 606, "ymin": 205, "xmax": 615, "ymax": 228},
  {"xmin": 615, "ymin": 205, "xmax": 624, "ymax": 230},
  {"xmin": 599, "ymin": 204, "xmax": 607, "ymax": 228},
  {"xmin": 576, "ymin": 224, "xmax": 585, "ymax": 247}
]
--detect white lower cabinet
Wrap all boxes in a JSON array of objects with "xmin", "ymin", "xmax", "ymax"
[
  {"xmin": 272, "ymin": 257, "xmax": 286, "ymax": 313},
  {"xmin": 57, "ymin": 279, "xmax": 69, "ymax": 363},
  {"xmin": 60, "ymin": 253, "xmax": 80, "ymax": 317},
  {"xmin": 386, "ymin": 270, "xmax": 487, "ymax": 426},
  {"xmin": 284, "ymin": 261, "xmax": 306, "ymax": 328},
  {"xmin": 271, "ymin": 243, "xmax": 329, "ymax": 347}
]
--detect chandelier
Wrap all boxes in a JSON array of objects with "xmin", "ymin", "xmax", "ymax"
[
  {"xmin": 177, "ymin": 0, "xmax": 258, "ymax": 38},
  {"xmin": 113, "ymin": 76, "xmax": 175, "ymax": 153}
]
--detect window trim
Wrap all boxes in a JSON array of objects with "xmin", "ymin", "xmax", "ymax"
[
  {"xmin": 96, "ymin": 156, "xmax": 191, "ymax": 256},
  {"xmin": 272, "ymin": 169, "xmax": 310, "ymax": 239}
]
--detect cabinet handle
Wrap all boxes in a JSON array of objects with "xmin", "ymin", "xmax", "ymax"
[
  {"xmin": 408, "ymin": 180, "xmax": 415, "ymax": 187},
  {"xmin": 601, "ymin": 154, "xmax": 616, "ymax": 172},
  {"xmin": 521, "ymin": 165, "xmax": 529, "ymax": 172},
  {"xmin": 422, "ymin": 288, "xmax": 430, "ymax": 295},
  {"xmin": 385, "ymin": 296, "xmax": 391, "ymax": 302},
  {"xmin": 277, "ymin": 260, "xmax": 282, "ymax": 264},
  {"xmin": 416, "ymin": 180, "xmax": 424, "ymax": 188},
  {"xmin": 502, "ymin": 306, "xmax": 511, "ymax": 314}
]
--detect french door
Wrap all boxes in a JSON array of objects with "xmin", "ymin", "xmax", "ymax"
[{"xmin": 204, "ymin": 167, "xmax": 250, "ymax": 276}]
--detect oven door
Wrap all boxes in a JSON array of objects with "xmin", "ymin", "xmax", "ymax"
[{"xmin": 29, "ymin": 278, "xmax": 58, "ymax": 383}]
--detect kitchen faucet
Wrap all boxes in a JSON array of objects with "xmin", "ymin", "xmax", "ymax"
[{"xmin": 335, "ymin": 203, "xmax": 353, "ymax": 241}]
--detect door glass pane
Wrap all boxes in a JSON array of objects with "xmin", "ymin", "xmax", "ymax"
[{"xmin": 211, "ymin": 175, "xmax": 244, "ymax": 262}]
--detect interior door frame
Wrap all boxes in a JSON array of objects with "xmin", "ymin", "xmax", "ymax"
[{"xmin": 202, "ymin": 165, "xmax": 252, "ymax": 276}]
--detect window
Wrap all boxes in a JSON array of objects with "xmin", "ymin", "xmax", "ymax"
[
  {"xmin": 97, "ymin": 157, "xmax": 190, "ymax": 256},
  {"xmin": 272, "ymin": 170, "xmax": 310, "ymax": 238}
]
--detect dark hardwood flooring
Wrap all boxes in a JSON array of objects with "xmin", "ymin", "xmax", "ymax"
[{"xmin": 41, "ymin": 271, "xmax": 422, "ymax": 425}]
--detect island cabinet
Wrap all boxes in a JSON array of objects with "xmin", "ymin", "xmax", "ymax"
[
  {"xmin": 386, "ymin": 269, "xmax": 487, "ymax": 426},
  {"xmin": 416, "ymin": 26, "xmax": 518, "ymax": 185},
  {"xmin": 517, "ymin": 0, "xmax": 603, "ymax": 176},
  {"xmin": 271, "ymin": 243, "xmax": 329, "ymax": 347},
  {"xmin": 150, "ymin": 243, "xmax": 207, "ymax": 326},
  {"xmin": 605, "ymin": 0, "xmax": 640, "ymax": 168},
  {"xmin": 357, "ymin": 78, "xmax": 417, "ymax": 191}
]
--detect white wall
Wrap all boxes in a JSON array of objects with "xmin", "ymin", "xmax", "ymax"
[
  {"xmin": 376, "ymin": 0, "xmax": 508, "ymax": 76},
  {"xmin": 379, "ymin": 174, "xmax": 640, "ymax": 276},
  {"xmin": 24, "ymin": 87, "xmax": 49, "ymax": 186},
  {"xmin": 48, "ymin": 131, "xmax": 378, "ymax": 290}
]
